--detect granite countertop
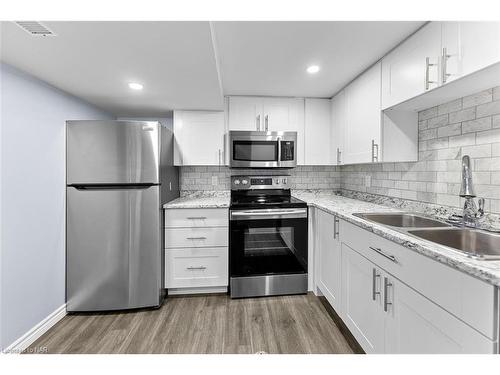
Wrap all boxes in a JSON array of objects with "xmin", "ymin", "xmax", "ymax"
[
  {"xmin": 163, "ymin": 191, "xmax": 230, "ymax": 209},
  {"xmin": 293, "ymin": 190, "xmax": 500, "ymax": 287},
  {"xmin": 163, "ymin": 189, "xmax": 500, "ymax": 286}
]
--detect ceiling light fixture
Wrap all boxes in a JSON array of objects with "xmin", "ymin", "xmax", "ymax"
[
  {"xmin": 306, "ymin": 65, "xmax": 320, "ymax": 74},
  {"xmin": 128, "ymin": 82, "xmax": 143, "ymax": 90}
]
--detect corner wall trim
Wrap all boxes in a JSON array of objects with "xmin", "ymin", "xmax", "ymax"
[{"xmin": 3, "ymin": 304, "xmax": 67, "ymax": 354}]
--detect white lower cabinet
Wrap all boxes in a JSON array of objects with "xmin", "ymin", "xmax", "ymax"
[
  {"xmin": 316, "ymin": 209, "xmax": 342, "ymax": 311},
  {"xmin": 314, "ymin": 214, "xmax": 498, "ymax": 354},
  {"xmin": 341, "ymin": 243, "xmax": 385, "ymax": 353},
  {"xmin": 385, "ymin": 274, "xmax": 495, "ymax": 354},
  {"xmin": 164, "ymin": 207, "xmax": 228, "ymax": 293}
]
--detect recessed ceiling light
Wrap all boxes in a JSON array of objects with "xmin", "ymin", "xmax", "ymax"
[
  {"xmin": 306, "ymin": 65, "xmax": 320, "ymax": 74},
  {"xmin": 128, "ymin": 82, "xmax": 143, "ymax": 90}
]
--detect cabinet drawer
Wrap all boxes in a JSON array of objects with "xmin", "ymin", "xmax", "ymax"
[
  {"xmin": 164, "ymin": 208, "xmax": 228, "ymax": 228},
  {"xmin": 165, "ymin": 227, "xmax": 228, "ymax": 248},
  {"xmin": 341, "ymin": 220, "xmax": 497, "ymax": 340},
  {"xmin": 165, "ymin": 247, "xmax": 228, "ymax": 288}
]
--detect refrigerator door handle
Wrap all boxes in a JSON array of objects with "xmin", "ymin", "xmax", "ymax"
[{"xmin": 69, "ymin": 183, "xmax": 157, "ymax": 190}]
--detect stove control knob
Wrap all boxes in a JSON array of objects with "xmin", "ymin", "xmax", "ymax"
[
  {"xmin": 241, "ymin": 179, "xmax": 248, "ymax": 185},
  {"xmin": 234, "ymin": 179, "xmax": 240, "ymax": 185},
  {"xmin": 275, "ymin": 178, "xmax": 280, "ymax": 185},
  {"xmin": 282, "ymin": 178, "xmax": 287, "ymax": 184}
]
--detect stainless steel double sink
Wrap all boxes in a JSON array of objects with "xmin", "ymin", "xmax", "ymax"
[{"xmin": 353, "ymin": 213, "xmax": 500, "ymax": 260}]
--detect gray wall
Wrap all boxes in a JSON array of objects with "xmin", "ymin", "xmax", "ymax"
[
  {"xmin": 0, "ymin": 63, "xmax": 113, "ymax": 350},
  {"xmin": 341, "ymin": 86, "xmax": 500, "ymax": 213}
]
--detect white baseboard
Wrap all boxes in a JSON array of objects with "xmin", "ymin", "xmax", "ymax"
[
  {"xmin": 168, "ymin": 286, "xmax": 227, "ymax": 296},
  {"xmin": 3, "ymin": 304, "xmax": 66, "ymax": 354}
]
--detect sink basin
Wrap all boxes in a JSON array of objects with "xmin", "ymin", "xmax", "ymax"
[
  {"xmin": 408, "ymin": 228, "xmax": 500, "ymax": 260},
  {"xmin": 353, "ymin": 213, "xmax": 449, "ymax": 228}
]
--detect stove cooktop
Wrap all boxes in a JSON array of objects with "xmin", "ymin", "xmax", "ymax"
[{"xmin": 230, "ymin": 192, "xmax": 307, "ymax": 209}]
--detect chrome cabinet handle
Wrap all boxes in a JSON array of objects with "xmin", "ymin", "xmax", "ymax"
[
  {"xmin": 218, "ymin": 149, "xmax": 221, "ymax": 166},
  {"xmin": 277, "ymin": 136, "xmax": 282, "ymax": 167},
  {"xmin": 265, "ymin": 115, "xmax": 269, "ymax": 131},
  {"xmin": 186, "ymin": 217, "xmax": 207, "ymax": 220},
  {"xmin": 441, "ymin": 47, "xmax": 452, "ymax": 84},
  {"xmin": 425, "ymin": 57, "xmax": 437, "ymax": 90},
  {"xmin": 337, "ymin": 148, "xmax": 342, "ymax": 164},
  {"xmin": 187, "ymin": 266, "xmax": 207, "ymax": 270},
  {"xmin": 256, "ymin": 114, "xmax": 261, "ymax": 131},
  {"xmin": 384, "ymin": 277, "xmax": 393, "ymax": 312},
  {"xmin": 333, "ymin": 216, "xmax": 340, "ymax": 239},
  {"xmin": 372, "ymin": 268, "xmax": 381, "ymax": 301},
  {"xmin": 369, "ymin": 246, "xmax": 397, "ymax": 263},
  {"xmin": 186, "ymin": 237, "xmax": 207, "ymax": 240},
  {"xmin": 371, "ymin": 140, "xmax": 379, "ymax": 162}
]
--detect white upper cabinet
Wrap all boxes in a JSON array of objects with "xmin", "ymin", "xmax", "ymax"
[
  {"xmin": 227, "ymin": 97, "xmax": 263, "ymax": 131},
  {"xmin": 227, "ymin": 96, "xmax": 305, "ymax": 164},
  {"xmin": 441, "ymin": 22, "xmax": 500, "ymax": 85},
  {"xmin": 173, "ymin": 111, "xmax": 225, "ymax": 166},
  {"xmin": 304, "ymin": 98, "xmax": 332, "ymax": 165},
  {"xmin": 330, "ymin": 90, "xmax": 346, "ymax": 165},
  {"xmin": 344, "ymin": 61, "xmax": 382, "ymax": 164},
  {"xmin": 381, "ymin": 22, "xmax": 441, "ymax": 109}
]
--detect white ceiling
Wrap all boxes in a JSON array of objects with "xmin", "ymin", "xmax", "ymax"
[
  {"xmin": 212, "ymin": 21, "xmax": 425, "ymax": 97},
  {"xmin": 0, "ymin": 21, "xmax": 224, "ymax": 116},
  {"xmin": 1, "ymin": 21, "xmax": 425, "ymax": 116}
]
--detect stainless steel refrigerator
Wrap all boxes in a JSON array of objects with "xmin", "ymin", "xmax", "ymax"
[{"xmin": 66, "ymin": 120, "xmax": 179, "ymax": 312}]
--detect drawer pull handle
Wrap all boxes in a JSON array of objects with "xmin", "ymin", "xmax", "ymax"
[
  {"xmin": 369, "ymin": 246, "xmax": 397, "ymax": 263},
  {"xmin": 186, "ymin": 266, "xmax": 207, "ymax": 270},
  {"xmin": 186, "ymin": 237, "xmax": 207, "ymax": 240},
  {"xmin": 186, "ymin": 217, "xmax": 207, "ymax": 220}
]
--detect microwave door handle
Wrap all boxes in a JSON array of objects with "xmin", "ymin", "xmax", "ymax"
[{"xmin": 277, "ymin": 137, "xmax": 282, "ymax": 167}]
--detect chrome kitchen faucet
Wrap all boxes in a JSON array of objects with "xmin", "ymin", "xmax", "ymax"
[{"xmin": 447, "ymin": 155, "xmax": 485, "ymax": 228}]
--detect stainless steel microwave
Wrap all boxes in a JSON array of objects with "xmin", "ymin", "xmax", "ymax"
[{"xmin": 229, "ymin": 131, "xmax": 297, "ymax": 168}]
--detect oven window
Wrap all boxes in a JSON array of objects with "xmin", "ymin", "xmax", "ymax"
[
  {"xmin": 230, "ymin": 218, "xmax": 307, "ymax": 277},
  {"xmin": 233, "ymin": 141, "xmax": 278, "ymax": 161}
]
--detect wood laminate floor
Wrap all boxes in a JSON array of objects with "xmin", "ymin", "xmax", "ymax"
[{"xmin": 29, "ymin": 293, "xmax": 357, "ymax": 354}]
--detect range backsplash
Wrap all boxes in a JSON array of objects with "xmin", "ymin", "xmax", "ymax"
[
  {"xmin": 179, "ymin": 165, "xmax": 341, "ymax": 191},
  {"xmin": 179, "ymin": 86, "xmax": 500, "ymax": 214}
]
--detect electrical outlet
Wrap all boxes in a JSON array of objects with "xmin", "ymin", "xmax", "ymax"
[
  {"xmin": 211, "ymin": 176, "xmax": 218, "ymax": 186},
  {"xmin": 365, "ymin": 175, "xmax": 371, "ymax": 188}
]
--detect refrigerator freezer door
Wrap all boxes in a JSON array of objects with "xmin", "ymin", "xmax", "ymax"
[
  {"xmin": 67, "ymin": 121, "xmax": 159, "ymax": 184},
  {"xmin": 67, "ymin": 185, "xmax": 161, "ymax": 311}
]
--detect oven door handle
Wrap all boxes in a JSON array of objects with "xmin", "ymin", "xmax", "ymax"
[{"xmin": 230, "ymin": 208, "xmax": 307, "ymax": 220}]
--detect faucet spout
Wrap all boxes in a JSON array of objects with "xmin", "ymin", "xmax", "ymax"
[{"xmin": 460, "ymin": 155, "xmax": 476, "ymax": 198}]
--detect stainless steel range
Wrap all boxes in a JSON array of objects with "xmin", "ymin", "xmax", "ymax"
[{"xmin": 229, "ymin": 175, "xmax": 308, "ymax": 298}]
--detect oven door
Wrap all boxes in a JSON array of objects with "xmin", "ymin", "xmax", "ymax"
[
  {"xmin": 229, "ymin": 208, "xmax": 308, "ymax": 278},
  {"xmin": 229, "ymin": 131, "xmax": 297, "ymax": 168}
]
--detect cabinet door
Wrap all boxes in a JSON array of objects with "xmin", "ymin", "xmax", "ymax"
[
  {"xmin": 341, "ymin": 243, "xmax": 385, "ymax": 353},
  {"xmin": 173, "ymin": 111, "xmax": 225, "ymax": 166},
  {"xmin": 316, "ymin": 210, "xmax": 341, "ymax": 311},
  {"xmin": 304, "ymin": 98, "xmax": 332, "ymax": 165},
  {"xmin": 381, "ymin": 22, "xmax": 441, "ymax": 109},
  {"xmin": 344, "ymin": 62, "xmax": 382, "ymax": 164},
  {"xmin": 227, "ymin": 97, "xmax": 263, "ymax": 131},
  {"xmin": 385, "ymin": 275, "xmax": 495, "ymax": 354},
  {"xmin": 441, "ymin": 21, "xmax": 500, "ymax": 84},
  {"xmin": 330, "ymin": 90, "xmax": 346, "ymax": 165}
]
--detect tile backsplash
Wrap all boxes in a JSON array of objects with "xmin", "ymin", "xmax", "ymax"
[
  {"xmin": 341, "ymin": 86, "xmax": 500, "ymax": 213},
  {"xmin": 179, "ymin": 86, "xmax": 500, "ymax": 214},
  {"xmin": 179, "ymin": 165, "xmax": 341, "ymax": 191}
]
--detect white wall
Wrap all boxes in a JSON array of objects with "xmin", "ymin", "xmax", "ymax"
[{"xmin": 0, "ymin": 63, "xmax": 113, "ymax": 350}]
